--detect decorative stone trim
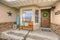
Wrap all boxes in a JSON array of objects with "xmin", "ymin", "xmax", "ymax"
[
  {"xmin": 0, "ymin": 22, "xmax": 15, "ymax": 32},
  {"xmin": 51, "ymin": 23, "xmax": 60, "ymax": 36}
]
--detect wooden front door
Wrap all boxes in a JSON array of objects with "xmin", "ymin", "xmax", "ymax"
[{"xmin": 41, "ymin": 9, "xmax": 51, "ymax": 28}]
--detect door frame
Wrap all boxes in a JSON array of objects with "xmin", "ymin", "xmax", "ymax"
[{"xmin": 41, "ymin": 9, "xmax": 51, "ymax": 28}]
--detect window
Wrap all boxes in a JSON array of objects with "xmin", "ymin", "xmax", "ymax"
[
  {"xmin": 35, "ymin": 10, "xmax": 39, "ymax": 23},
  {"xmin": 22, "ymin": 10, "xmax": 32, "ymax": 21}
]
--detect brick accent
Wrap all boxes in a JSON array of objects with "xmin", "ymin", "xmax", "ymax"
[
  {"xmin": 51, "ymin": 23, "xmax": 60, "ymax": 36},
  {"xmin": 0, "ymin": 22, "xmax": 14, "ymax": 32}
]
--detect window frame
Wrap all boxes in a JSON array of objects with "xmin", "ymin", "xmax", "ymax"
[{"xmin": 22, "ymin": 9, "xmax": 32, "ymax": 21}]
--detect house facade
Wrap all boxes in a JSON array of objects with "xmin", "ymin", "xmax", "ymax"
[{"xmin": 0, "ymin": 0, "xmax": 60, "ymax": 36}]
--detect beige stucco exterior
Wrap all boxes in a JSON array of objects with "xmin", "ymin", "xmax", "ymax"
[
  {"xmin": 51, "ymin": 1, "xmax": 60, "ymax": 25},
  {"xmin": 0, "ymin": 3, "xmax": 18, "ymax": 23}
]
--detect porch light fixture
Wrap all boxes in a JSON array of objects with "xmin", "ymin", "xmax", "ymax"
[
  {"xmin": 50, "ymin": 6, "xmax": 56, "ymax": 11},
  {"xmin": 5, "ymin": 0, "xmax": 15, "ymax": 2}
]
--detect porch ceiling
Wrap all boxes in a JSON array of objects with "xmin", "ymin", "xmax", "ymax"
[{"xmin": 0, "ymin": 0, "xmax": 59, "ymax": 8}]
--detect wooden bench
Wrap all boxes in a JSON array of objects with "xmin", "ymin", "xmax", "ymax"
[{"xmin": 19, "ymin": 21, "xmax": 33, "ymax": 31}]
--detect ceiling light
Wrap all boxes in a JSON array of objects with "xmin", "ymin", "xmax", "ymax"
[{"xmin": 5, "ymin": 0, "xmax": 15, "ymax": 2}]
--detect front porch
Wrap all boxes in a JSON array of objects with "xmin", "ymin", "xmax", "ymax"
[
  {"xmin": 0, "ymin": 0, "xmax": 60, "ymax": 40},
  {"xmin": 0, "ymin": 29, "xmax": 59, "ymax": 40}
]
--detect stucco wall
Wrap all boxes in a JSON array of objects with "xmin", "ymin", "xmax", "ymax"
[
  {"xmin": 51, "ymin": 1, "xmax": 60, "ymax": 24},
  {"xmin": 0, "ymin": 3, "xmax": 17, "ymax": 23},
  {"xmin": 51, "ymin": 1, "xmax": 60, "ymax": 36}
]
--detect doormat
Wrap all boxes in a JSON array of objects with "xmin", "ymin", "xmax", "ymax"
[{"xmin": 41, "ymin": 28, "xmax": 52, "ymax": 32}]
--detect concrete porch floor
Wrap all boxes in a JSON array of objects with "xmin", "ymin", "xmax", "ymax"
[
  {"xmin": 0, "ymin": 29, "xmax": 60, "ymax": 40},
  {"xmin": 26, "ymin": 30, "xmax": 59, "ymax": 40}
]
